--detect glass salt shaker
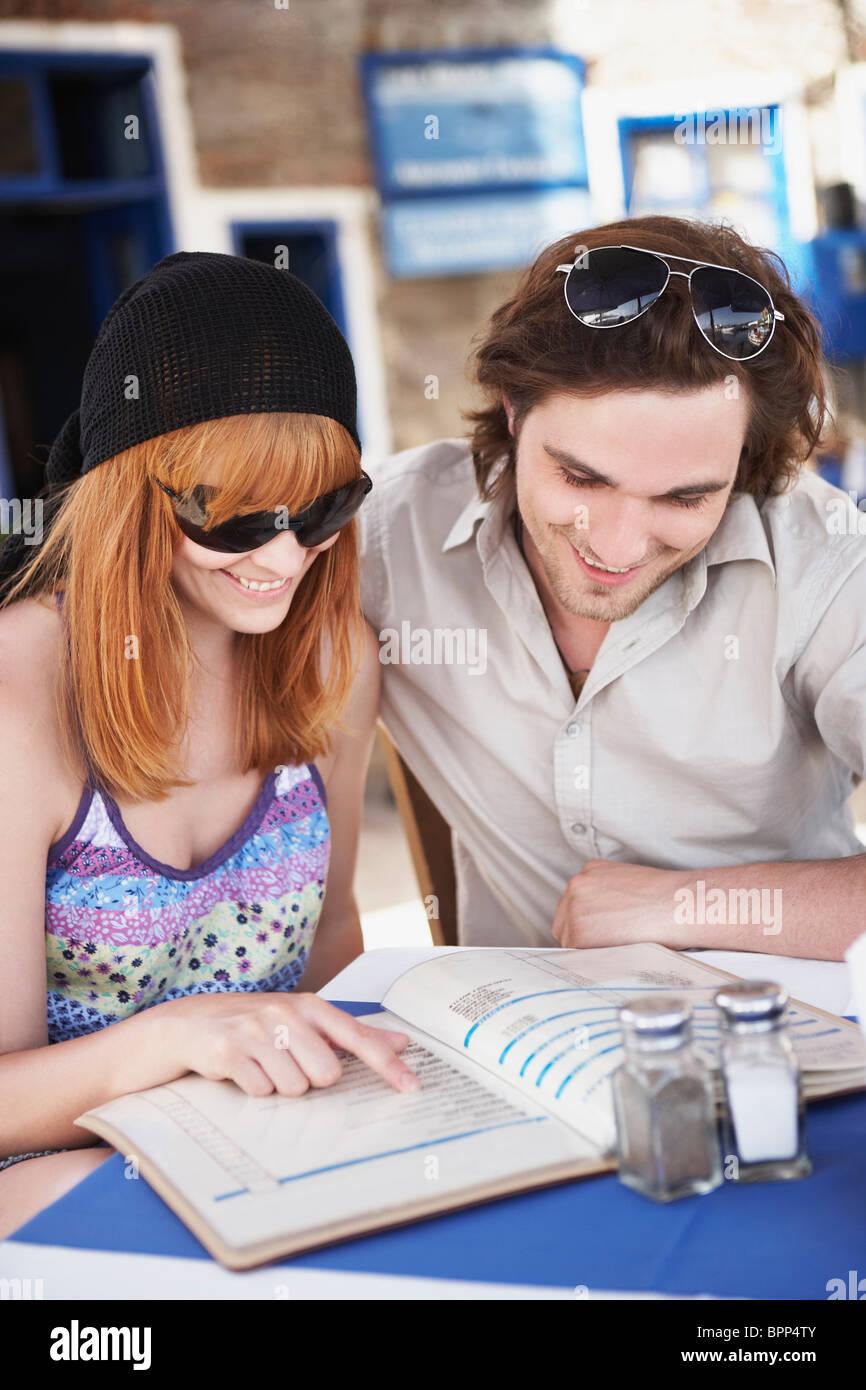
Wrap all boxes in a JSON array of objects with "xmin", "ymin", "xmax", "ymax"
[
  {"xmin": 611, "ymin": 996, "xmax": 722, "ymax": 1202},
  {"xmin": 714, "ymin": 981, "xmax": 811, "ymax": 1183}
]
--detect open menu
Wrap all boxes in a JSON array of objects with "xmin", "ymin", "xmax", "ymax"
[{"xmin": 75, "ymin": 944, "xmax": 866, "ymax": 1270}]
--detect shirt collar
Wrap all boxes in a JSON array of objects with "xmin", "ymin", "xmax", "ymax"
[
  {"xmin": 442, "ymin": 491, "xmax": 494, "ymax": 552},
  {"xmin": 441, "ymin": 454, "xmax": 510, "ymax": 553},
  {"xmin": 702, "ymin": 489, "xmax": 776, "ymax": 583}
]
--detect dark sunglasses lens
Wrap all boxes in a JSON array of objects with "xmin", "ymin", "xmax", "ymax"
[
  {"xmin": 170, "ymin": 474, "xmax": 372, "ymax": 551},
  {"xmin": 690, "ymin": 267, "xmax": 774, "ymax": 359},
  {"xmin": 173, "ymin": 514, "xmax": 268, "ymax": 553},
  {"xmin": 294, "ymin": 475, "xmax": 372, "ymax": 547},
  {"xmin": 169, "ymin": 490, "xmax": 265, "ymax": 553},
  {"xmin": 565, "ymin": 247, "xmax": 668, "ymax": 326}
]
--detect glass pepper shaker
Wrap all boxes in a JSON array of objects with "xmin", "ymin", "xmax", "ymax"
[
  {"xmin": 714, "ymin": 981, "xmax": 811, "ymax": 1183},
  {"xmin": 612, "ymin": 996, "xmax": 722, "ymax": 1202}
]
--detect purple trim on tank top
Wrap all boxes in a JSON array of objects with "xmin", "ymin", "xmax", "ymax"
[
  {"xmin": 97, "ymin": 770, "xmax": 279, "ymax": 882},
  {"xmin": 308, "ymin": 761, "xmax": 327, "ymax": 809},
  {"xmin": 47, "ymin": 763, "xmax": 326, "ymax": 881}
]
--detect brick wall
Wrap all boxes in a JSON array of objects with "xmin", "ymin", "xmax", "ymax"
[{"xmin": 2, "ymin": 0, "xmax": 863, "ymax": 451}]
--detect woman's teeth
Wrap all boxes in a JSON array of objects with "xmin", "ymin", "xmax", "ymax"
[{"xmin": 224, "ymin": 571, "xmax": 286, "ymax": 591}]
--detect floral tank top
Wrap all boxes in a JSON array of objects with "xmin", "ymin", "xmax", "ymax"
[{"xmin": 44, "ymin": 759, "xmax": 330, "ymax": 1044}]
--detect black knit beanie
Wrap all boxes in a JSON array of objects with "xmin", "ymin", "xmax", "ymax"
[{"xmin": 0, "ymin": 250, "xmax": 360, "ymax": 591}]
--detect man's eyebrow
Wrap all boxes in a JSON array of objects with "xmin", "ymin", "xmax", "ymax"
[{"xmin": 542, "ymin": 443, "xmax": 731, "ymax": 498}]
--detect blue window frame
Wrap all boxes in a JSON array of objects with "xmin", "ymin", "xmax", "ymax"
[
  {"xmin": 618, "ymin": 109, "xmax": 790, "ymax": 245},
  {"xmin": 230, "ymin": 220, "xmax": 347, "ymax": 338},
  {"xmin": 0, "ymin": 50, "xmax": 174, "ymax": 497}
]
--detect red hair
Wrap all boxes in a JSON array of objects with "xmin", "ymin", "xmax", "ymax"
[{"xmin": 0, "ymin": 411, "xmax": 365, "ymax": 801}]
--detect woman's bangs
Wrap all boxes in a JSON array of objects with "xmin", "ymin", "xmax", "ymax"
[{"xmin": 151, "ymin": 412, "xmax": 361, "ymax": 523}]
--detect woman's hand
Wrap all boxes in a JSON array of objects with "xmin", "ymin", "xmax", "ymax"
[{"xmin": 154, "ymin": 991, "xmax": 420, "ymax": 1098}]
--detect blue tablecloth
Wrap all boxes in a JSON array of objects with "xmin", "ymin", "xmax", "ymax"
[{"xmin": 10, "ymin": 1002, "xmax": 866, "ymax": 1299}]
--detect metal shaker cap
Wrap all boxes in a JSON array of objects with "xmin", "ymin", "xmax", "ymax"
[
  {"xmin": 619, "ymin": 996, "xmax": 691, "ymax": 1048},
  {"xmin": 713, "ymin": 980, "xmax": 788, "ymax": 1032}
]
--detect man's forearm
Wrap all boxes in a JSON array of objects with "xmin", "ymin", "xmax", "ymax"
[{"xmin": 661, "ymin": 853, "xmax": 866, "ymax": 960}]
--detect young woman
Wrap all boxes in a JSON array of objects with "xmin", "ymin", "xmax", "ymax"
[{"xmin": 0, "ymin": 252, "xmax": 416, "ymax": 1237}]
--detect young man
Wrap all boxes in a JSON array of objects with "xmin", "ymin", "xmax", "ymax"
[{"xmin": 360, "ymin": 217, "xmax": 866, "ymax": 961}]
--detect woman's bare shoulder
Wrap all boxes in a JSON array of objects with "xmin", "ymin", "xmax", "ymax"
[
  {"xmin": 0, "ymin": 594, "xmax": 63, "ymax": 694},
  {"xmin": 0, "ymin": 596, "xmax": 82, "ymax": 840}
]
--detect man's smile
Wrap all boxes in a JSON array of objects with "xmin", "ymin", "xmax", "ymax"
[{"xmin": 568, "ymin": 538, "xmax": 651, "ymax": 587}]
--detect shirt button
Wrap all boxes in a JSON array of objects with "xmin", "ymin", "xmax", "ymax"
[
  {"xmin": 571, "ymin": 821, "xmax": 586, "ymax": 834},
  {"xmin": 566, "ymin": 722, "xmax": 580, "ymax": 737}
]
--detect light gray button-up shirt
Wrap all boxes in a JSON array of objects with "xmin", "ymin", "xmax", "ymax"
[{"xmin": 359, "ymin": 436, "xmax": 866, "ymax": 948}]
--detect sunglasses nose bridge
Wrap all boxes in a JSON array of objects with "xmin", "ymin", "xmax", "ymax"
[{"xmin": 243, "ymin": 525, "xmax": 312, "ymax": 572}]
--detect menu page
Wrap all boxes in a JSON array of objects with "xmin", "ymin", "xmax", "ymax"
[
  {"xmin": 383, "ymin": 944, "xmax": 866, "ymax": 1153},
  {"xmin": 77, "ymin": 1010, "xmax": 600, "ymax": 1263}
]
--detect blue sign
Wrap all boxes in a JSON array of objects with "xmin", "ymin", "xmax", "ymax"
[
  {"xmin": 361, "ymin": 47, "xmax": 587, "ymax": 200},
  {"xmin": 382, "ymin": 186, "xmax": 594, "ymax": 278}
]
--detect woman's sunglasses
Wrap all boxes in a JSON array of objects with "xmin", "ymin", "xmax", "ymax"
[
  {"xmin": 556, "ymin": 244, "xmax": 786, "ymax": 361},
  {"xmin": 154, "ymin": 471, "xmax": 373, "ymax": 554}
]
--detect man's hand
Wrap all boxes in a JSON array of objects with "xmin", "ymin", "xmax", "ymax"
[
  {"xmin": 551, "ymin": 858, "xmax": 688, "ymax": 949},
  {"xmin": 551, "ymin": 853, "xmax": 866, "ymax": 960}
]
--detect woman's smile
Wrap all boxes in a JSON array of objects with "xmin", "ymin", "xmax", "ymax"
[{"xmin": 219, "ymin": 567, "xmax": 294, "ymax": 599}]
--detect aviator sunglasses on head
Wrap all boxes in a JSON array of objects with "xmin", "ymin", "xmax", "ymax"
[
  {"xmin": 153, "ymin": 470, "xmax": 373, "ymax": 554},
  {"xmin": 556, "ymin": 244, "xmax": 786, "ymax": 361}
]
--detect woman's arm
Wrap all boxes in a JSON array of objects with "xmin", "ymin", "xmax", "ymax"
[
  {"xmin": 300, "ymin": 620, "xmax": 381, "ymax": 993},
  {"xmin": 0, "ymin": 678, "xmax": 191, "ymax": 1150},
  {"xmin": 0, "ymin": 632, "xmax": 415, "ymax": 1157},
  {"xmin": 0, "ymin": 680, "xmax": 67, "ymax": 1058},
  {"xmin": 0, "ymin": 1008, "xmax": 196, "ymax": 1153}
]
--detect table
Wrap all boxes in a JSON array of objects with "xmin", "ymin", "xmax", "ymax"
[{"xmin": 4, "ymin": 986, "xmax": 866, "ymax": 1301}]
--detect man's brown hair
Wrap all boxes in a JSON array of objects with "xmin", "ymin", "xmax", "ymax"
[{"xmin": 463, "ymin": 214, "xmax": 833, "ymax": 501}]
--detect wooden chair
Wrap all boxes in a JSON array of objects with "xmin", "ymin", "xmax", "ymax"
[{"xmin": 377, "ymin": 723, "xmax": 459, "ymax": 946}]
